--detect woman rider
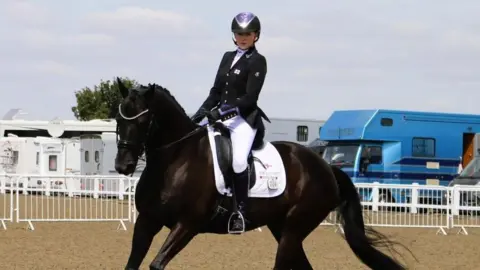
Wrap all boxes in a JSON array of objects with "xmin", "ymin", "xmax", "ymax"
[{"xmin": 191, "ymin": 11, "xmax": 270, "ymax": 233}]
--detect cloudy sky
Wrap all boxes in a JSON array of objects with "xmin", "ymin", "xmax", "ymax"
[{"xmin": 1, "ymin": 0, "xmax": 479, "ymax": 121}]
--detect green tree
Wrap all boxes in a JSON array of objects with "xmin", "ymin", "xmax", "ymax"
[{"xmin": 71, "ymin": 77, "xmax": 138, "ymax": 121}]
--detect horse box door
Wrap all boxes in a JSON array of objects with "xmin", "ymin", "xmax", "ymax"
[
  {"xmin": 80, "ymin": 135, "xmax": 103, "ymax": 175},
  {"xmin": 463, "ymin": 133, "xmax": 475, "ymax": 168}
]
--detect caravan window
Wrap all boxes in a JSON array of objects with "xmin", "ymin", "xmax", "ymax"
[
  {"xmin": 49, "ymin": 155, "xmax": 57, "ymax": 171},
  {"xmin": 412, "ymin": 137, "xmax": 435, "ymax": 157},
  {"xmin": 297, "ymin": 126, "xmax": 308, "ymax": 142},
  {"xmin": 12, "ymin": 151, "xmax": 19, "ymax": 165},
  {"xmin": 85, "ymin": 151, "xmax": 89, "ymax": 162},
  {"xmin": 36, "ymin": 152, "xmax": 39, "ymax": 165},
  {"xmin": 95, "ymin": 151, "xmax": 99, "ymax": 162}
]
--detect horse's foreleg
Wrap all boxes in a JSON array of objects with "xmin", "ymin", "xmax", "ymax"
[
  {"xmin": 125, "ymin": 213, "xmax": 163, "ymax": 270},
  {"xmin": 149, "ymin": 221, "xmax": 197, "ymax": 270}
]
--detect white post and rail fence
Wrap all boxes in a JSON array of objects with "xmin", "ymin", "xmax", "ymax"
[{"xmin": 1, "ymin": 174, "xmax": 480, "ymax": 235}]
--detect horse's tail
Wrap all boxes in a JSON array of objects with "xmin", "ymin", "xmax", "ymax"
[{"xmin": 331, "ymin": 165, "xmax": 413, "ymax": 270}]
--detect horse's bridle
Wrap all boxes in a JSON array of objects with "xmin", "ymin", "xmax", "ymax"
[{"xmin": 116, "ymin": 103, "xmax": 152, "ymax": 159}]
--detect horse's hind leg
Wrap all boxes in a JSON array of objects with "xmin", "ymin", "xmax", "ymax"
[
  {"xmin": 268, "ymin": 222, "xmax": 313, "ymax": 270},
  {"xmin": 271, "ymin": 201, "xmax": 334, "ymax": 270},
  {"xmin": 125, "ymin": 213, "xmax": 163, "ymax": 270}
]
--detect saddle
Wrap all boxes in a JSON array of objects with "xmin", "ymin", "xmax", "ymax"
[{"xmin": 211, "ymin": 112, "xmax": 266, "ymax": 191}]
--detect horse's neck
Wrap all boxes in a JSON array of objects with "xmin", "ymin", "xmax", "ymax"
[
  {"xmin": 143, "ymin": 116, "xmax": 196, "ymax": 190},
  {"xmin": 151, "ymin": 90, "xmax": 196, "ymax": 146},
  {"xmin": 160, "ymin": 115, "xmax": 194, "ymax": 144},
  {"xmin": 145, "ymin": 109, "xmax": 195, "ymax": 153}
]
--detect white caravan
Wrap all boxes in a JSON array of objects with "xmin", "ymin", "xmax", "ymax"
[{"xmin": 0, "ymin": 136, "xmax": 68, "ymax": 190}]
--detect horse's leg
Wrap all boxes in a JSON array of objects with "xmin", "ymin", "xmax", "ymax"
[
  {"xmin": 125, "ymin": 213, "xmax": 163, "ymax": 270},
  {"xmin": 272, "ymin": 199, "xmax": 334, "ymax": 270},
  {"xmin": 268, "ymin": 222, "xmax": 313, "ymax": 270},
  {"xmin": 148, "ymin": 221, "xmax": 197, "ymax": 270}
]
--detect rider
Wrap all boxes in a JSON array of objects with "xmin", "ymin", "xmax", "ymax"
[{"xmin": 191, "ymin": 11, "xmax": 270, "ymax": 233}]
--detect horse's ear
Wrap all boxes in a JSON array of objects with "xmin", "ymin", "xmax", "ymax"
[
  {"xmin": 145, "ymin": 84, "xmax": 155, "ymax": 101},
  {"xmin": 116, "ymin": 77, "xmax": 129, "ymax": 98}
]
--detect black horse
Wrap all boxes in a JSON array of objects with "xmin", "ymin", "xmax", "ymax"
[{"xmin": 114, "ymin": 78, "xmax": 409, "ymax": 270}]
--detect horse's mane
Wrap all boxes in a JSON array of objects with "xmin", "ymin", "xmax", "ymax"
[
  {"xmin": 147, "ymin": 83, "xmax": 191, "ymax": 119},
  {"xmin": 134, "ymin": 83, "xmax": 189, "ymax": 117}
]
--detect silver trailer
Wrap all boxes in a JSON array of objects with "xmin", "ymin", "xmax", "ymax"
[
  {"xmin": 185, "ymin": 113, "xmax": 325, "ymax": 146},
  {"xmin": 264, "ymin": 117, "xmax": 325, "ymax": 146}
]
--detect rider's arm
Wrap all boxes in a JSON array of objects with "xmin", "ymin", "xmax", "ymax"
[
  {"xmin": 234, "ymin": 54, "xmax": 267, "ymax": 113},
  {"xmin": 200, "ymin": 52, "xmax": 229, "ymax": 111}
]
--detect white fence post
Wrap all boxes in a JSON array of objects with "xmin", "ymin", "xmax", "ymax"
[
  {"xmin": 410, "ymin": 183, "xmax": 419, "ymax": 214},
  {"xmin": 371, "ymin": 183, "xmax": 379, "ymax": 212}
]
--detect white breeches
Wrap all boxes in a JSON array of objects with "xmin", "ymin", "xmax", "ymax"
[
  {"xmin": 200, "ymin": 109, "xmax": 257, "ymax": 173},
  {"xmin": 223, "ymin": 114, "xmax": 257, "ymax": 173}
]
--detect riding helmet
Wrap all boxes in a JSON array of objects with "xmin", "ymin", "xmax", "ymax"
[{"xmin": 231, "ymin": 12, "xmax": 261, "ymax": 34}]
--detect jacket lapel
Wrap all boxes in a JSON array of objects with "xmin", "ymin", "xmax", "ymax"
[
  {"xmin": 229, "ymin": 47, "xmax": 257, "ymax": 71},
  {"xmin": 224, "ymin": 51, "xmax": 236, "ymax": 71}
]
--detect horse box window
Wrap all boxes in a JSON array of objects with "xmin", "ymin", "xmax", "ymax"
[
  {"xmin": 297, "ymin": 126, "xmax": 308, "ymax": 142},
  {"xmin": 49, "ymin": 155, "xmax": 57, "ymax": 171},
  {"xmin": 412, "ymin": 137, "xmax": 435, "ymax": 157},
  {"xmin": 361, "ymin": 146, "xmax": 383, "ymax": 164},
  {"xmin": 380, "ymin": 118, "xmax": 393, "ymax": 126}
]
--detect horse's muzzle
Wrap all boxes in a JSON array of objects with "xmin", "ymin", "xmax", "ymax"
[{"xmin": 115, "ymin": 161, "xmax": 136, "ymax": 175}]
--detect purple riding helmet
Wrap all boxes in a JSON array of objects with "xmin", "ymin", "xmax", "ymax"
[{"xmin": 231, "ymin": 12, "xmax": 261, "ymax": 40}]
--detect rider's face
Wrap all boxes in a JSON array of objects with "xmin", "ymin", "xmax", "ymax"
[{"xmin": 234, "ymin": 32, "xmax": 256, "ymax": 50}]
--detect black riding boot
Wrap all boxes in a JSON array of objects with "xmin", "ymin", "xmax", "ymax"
[{"xmin": 228, "ymin": 168, "xmax": 249, "ymax": 234}]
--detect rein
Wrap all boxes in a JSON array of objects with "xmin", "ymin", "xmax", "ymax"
[
  {"xmin": 117, "ymin": 104, "xmax": 208, "ymax": 153},
  {"xmin": 159, "ymin": 125, "xmax": 207, "ymax": 149}
]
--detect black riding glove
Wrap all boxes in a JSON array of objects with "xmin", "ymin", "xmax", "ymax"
[
  {"xmin": 191, "ymin": 107, "xmax": 208, "ymax": 124},
  {"xmin": 206, "ymin": 109, "xmax": 221, "ymax": 124}
]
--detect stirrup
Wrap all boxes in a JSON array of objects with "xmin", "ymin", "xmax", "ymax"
[{"xmin": 227, "ymin": 211, "xmax": 245, "ymax": 234}]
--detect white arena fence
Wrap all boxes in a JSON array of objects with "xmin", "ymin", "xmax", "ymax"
[
  {"xmin": 0, "ymin": 174, "xmax": 137, "ymax": 230},
  {"xmin": 1, "ymin": 173, "xmax": 480, "ymax": 235}
]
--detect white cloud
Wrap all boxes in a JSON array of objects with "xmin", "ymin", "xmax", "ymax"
[
  {"xmin": 14, "ymin": 29, "xmax": 57, "ymax": 49},
  {"xmin": 13, "ymin": 29, "xmax": 115, "ymax": 51},
  {"xmin": 442, "ymin": 29, "xmax": 480, "ymax": 52},
  {"xmin": 260, "ymin": 36, "xmax": 318, "ymax": 56},
  {"xmin": 2, "ymin": 0, "xmax": 50, "ymax": 26},
  {"xmin": 84, "ymin": 6, "xmax": 204, "ymax": 37},
  {"xmin": 66, "ymin": 33, "xmax": 116, "ymax": 47},
  {"xmin": 31, "ymin": 60, "xmax": 79, "ymax": 77},
  {"xmin": 294, "ymin": 67, "xmax": 385, "ymax": 81},
  {"xmin": 390, "ymin": 21, "xmax": 432, "ymax": 36}
]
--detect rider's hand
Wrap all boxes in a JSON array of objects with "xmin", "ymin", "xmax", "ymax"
[
  {"xmin": 191, "ymin": 107, "xmax": 208, "ymax": 123},
  {"xmin": 207, "ymin": 109, "xmax": 220, "ymax": 124}
]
